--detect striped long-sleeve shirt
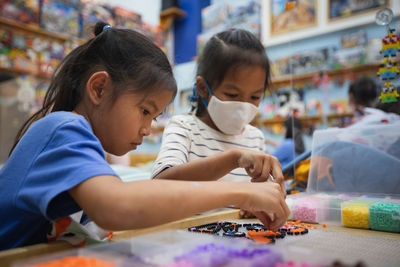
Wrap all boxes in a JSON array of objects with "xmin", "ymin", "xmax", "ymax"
[{"xmin": 151, "ymin": 114, "xmax": 265, "ymax": 182}]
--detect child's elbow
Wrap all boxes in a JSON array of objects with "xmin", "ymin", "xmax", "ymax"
[{"xmin": 89, "ymin": 203, "xmax": 141, "ymax": 231}]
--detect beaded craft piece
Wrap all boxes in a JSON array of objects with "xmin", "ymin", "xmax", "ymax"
[{"xmin": 188, "ymin": 221, "xmax": 315, "ymax": 244}]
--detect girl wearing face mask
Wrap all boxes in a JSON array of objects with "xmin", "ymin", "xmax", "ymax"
[{"xmin": 152, "ymin": 29, "xmax": 285, "ymax": 198}]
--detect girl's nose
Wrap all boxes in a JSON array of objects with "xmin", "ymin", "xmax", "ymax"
[{"xmin": 140, "ymin": 125, "xmax": 151, "ymax": 136}]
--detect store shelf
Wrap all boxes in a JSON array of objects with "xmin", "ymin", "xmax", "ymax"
[
  {"xmin": 262, "ymin": 112, "xmax": 354, "ymax": 127},
  {"xmin": 0, "ymin": 66, "xmax": 50, "ymax": 79},
  {"xmin": 271, "ymin": 64, "xmax": 380, "ymax": 88},
  {"xmin": 0, "ymin": 16, "xmax": 84, "ymax": 42}
]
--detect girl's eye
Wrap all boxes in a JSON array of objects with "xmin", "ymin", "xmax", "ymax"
[
  {"xmin": 142, "ymin": 108, "xmax": 150, "ymax": 116},
  {"xmin": 251, "ymin": 96, "xmax": 261, "ymax": 100},
  {"xmin": 225, "ymin": 93, "xmax": 238, "ymax": 98}
]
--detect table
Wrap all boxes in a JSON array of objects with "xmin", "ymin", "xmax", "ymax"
[
  {"xmin": 1, "ymin": 208, "xmax": 399, "ymax": 266},
  {"xmin": 0, "ymin": 209, "xmax": 240, "ymax": 267}
]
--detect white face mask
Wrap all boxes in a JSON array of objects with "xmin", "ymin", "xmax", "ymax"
[
  {"xmin": 199, "ymin": 81, "xmax": 259, "ymax": 135},
  {"xmin": 208, "ymin": 95, "xmax": 259, "ymax": 135}
]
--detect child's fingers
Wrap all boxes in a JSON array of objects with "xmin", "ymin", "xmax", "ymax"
[
  {"xmin": 269, "ymin": 198, "xmax": 290, "ymax": 230},
  {"xmin": 271, "ymin": 157, "xmax": 286, "ymax": 197},
  {"xmin": 240, "ymin": 209, "xmax": 256, "ymax": 218},
  {"xmin": 246, "ymin": 158, "xmax": 262, "ymax": 179},
  {"xmin": 253, "ymin": 211, "xmax": 273, "ymax": 229},
  {"xmin": 281, "ymin": 195, "xmax": 290, "ymax": 218},
  {"xmin": 251, "ymin": 156, "xmax": 271, "ymax": 182}
]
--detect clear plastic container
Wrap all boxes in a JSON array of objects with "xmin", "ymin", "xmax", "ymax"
[
  {"xmin": 291, "ymin": 194, "xmax": 328, "ymax": 223},
  {"xmin": 287, "ymin": 192, "xmax": 353, "ymax": 225},
  {"xmin": 307, "ymin": 124, "xmax": 400, "ymax": 195},
  {"xmin": 120, "ymin": 230, "xmax": 285, "ymax": 266}
]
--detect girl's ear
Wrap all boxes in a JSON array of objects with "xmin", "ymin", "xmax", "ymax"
[
  {"xmin": 86, "ymin": 71, "xmax": 111, "ymax": 105},
  {"xmin": 196, "ymin": 76, "xmax": 209, "ymax": 99}
]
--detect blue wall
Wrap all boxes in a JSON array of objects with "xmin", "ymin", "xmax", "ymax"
[{"xmin": 174, "ymin": 0, "xmax": 210, "ymax": 64}]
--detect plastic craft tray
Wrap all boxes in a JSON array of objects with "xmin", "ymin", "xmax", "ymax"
[
  {"xmin": 286, "ymin": 192, "xmax": 400, "ymax": 233},
  {"xmin": 12, "ymin": 248, "xmax": 124, "ymax": 267}
]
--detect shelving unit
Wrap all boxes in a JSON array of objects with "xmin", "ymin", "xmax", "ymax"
[
  {"xmin": 0, "ymin": 16, "xmax": 85, "ymax": 79},
  {"xmin": 262, "ymin": 112, "xmax": 354, "ymax": 127},
  {"xmin": 271, "ymin": 64, "xmax": 379, "ymax": 88},
  {"xmin": 0, "ymin": 66, "xmax": 48, "ymax": 79},
  {"xmin": 0, "ymin": 16, "xmax": 83, "ymax": 42}
]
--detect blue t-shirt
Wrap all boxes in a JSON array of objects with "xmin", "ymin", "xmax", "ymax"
[
  {"xmin": 272, "ymin": 139, "xmax": 296, "ymax": 167},
  {"xmin": 0, "ymin": 112, "xmax": 117, "ymax": 250}
]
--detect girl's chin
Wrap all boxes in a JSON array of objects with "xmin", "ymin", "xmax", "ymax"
[{"xmin": 130, "ymin": 144, "xmax": 138, "ymax": 150}]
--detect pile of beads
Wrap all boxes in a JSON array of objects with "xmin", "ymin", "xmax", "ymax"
[
  {"xmin": 169, "ymin": 242, "xmax": 284, "ymax": 267},
  {"xmin": 33, "ymin": 256, "xmax": 115, "ymax": 267},
  {"xmin": 292, "ymin": 197, "xmax": 328, "ymax": 223},
  {"xmin": 369, "ymin": 202, "xmax": 400, "ymax": 233},
  {"xmin": 341, "ymin": 201, "xmax": 373, "ymax": 229}
]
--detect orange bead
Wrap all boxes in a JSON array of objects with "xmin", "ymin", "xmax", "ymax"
[{"xmin": 322, "ymin": 224, "xmax": 327, "ymax": 228}]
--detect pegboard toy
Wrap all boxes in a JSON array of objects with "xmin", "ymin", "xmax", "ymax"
[
  {"xmin": 188, "ymin": 221, "xmax": 316, "ymax": 245},
  {"xmin": 375, "ymin": 8, "xmax": 400, "ymax": 103},
  {"xmin": 377, "ymin": 58, "xmax": 399, "ymax": 80},
  {"xmin": 379, "ymin": 82, "xmax": 400, "ymax": 103},
  {"xmin": 380, "ymin": 29, "xmax": 400, "ymax": 57}
]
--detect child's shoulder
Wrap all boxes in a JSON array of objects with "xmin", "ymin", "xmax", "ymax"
[
  {"xmin": 34, "ymin": 111, "xmax": 89, "ymax": 131},
  {"xmin": 169, "ymin": 114, "xmax": 197, "ymax": 126},
  {"xmin": 243, "ymin": 124, "xmax": 264, "ymax": 137},
  {"xmin": 26, "ymin": 111, "xmax": 93, "ymax": 144}
]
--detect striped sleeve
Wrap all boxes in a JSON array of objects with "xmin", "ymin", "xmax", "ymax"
[
  {"xmin": 151, "ymin": 117, "xmax": 191, "ymax": 178},
  {"xmin": 259, "ymin": 130, "xmax": 266, "ymax": 153}
]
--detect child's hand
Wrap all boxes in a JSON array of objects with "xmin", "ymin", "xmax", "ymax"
[
  {"xmin": 239, "ymin": 182, "xmax": 290, "ymax": 230},
  {"xmin": 235, "ymin": 149, "xmax": 286, "ymax": 197},
  {"xmin": 239, "ymin": 209, "xmax": 256, "ymax": 219}
]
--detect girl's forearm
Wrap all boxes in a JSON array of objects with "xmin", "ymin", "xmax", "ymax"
[
  {"xmin": 90, "ymin": 178, "xmax": 246, "ymax": 230},
  {"xmin": 153, "ymin": 149, "xmax": 240, "ymax": 181}
]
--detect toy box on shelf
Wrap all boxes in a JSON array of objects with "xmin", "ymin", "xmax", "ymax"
[
  {"xmin": 40, "ymin": 0, "xmax": 82, "ymax": 37},
  {"xmin": 114, "ymin": 6, "xmax": 142, "ymax": 30},
  {"xmin": 0, "ymin": 0, "xmax": 40, "ymax": 26},
  {"xmin": 287, "ymin": 123, "xmax": 400, "ymax": 232},
  {"xmin": 198, "ymin": 0, "xmax": 261, "ymax": 55},
  {"xmin": 81, "ymin": 0, "xmax": 115, "ymax": 38}
]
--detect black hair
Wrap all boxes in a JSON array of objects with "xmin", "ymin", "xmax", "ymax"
[
  {"xmin": 375, "ymin": 100, "xmax": 400, "ymax": 115},
  {"xmin": 194, "ymin": 28, "xmax": 270, "ymax": 116},
  {"xmin": 348, "ymin": 77, "xmax": 378, "ymax": 107},
  {"xmin": 0, "ymin": 73, "xmax": 15, "ymax": 83},
  {"xmin": 10, "ymin": 21, "xmax": 176, "ymax": 155},
  {"xmin": 284, "ymin": 116, "xmax": 305, "ymax": 155}
]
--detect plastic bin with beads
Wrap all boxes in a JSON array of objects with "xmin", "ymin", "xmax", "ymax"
[
  {"xmin": 286, "ymin": 123, "xmax": 400, "ymax": 232},
  {"xmin": 12, "ymin": 247, "xmax": 125, "ymax": 267},
  {"xmin": 13, "ymin": 230, "xmax": 292, "ymax": 267}
]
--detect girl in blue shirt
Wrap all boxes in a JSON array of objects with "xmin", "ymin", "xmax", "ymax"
[{"xmin": 0, "ymin": 22, "xmax": 289, "ymax": 250}]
